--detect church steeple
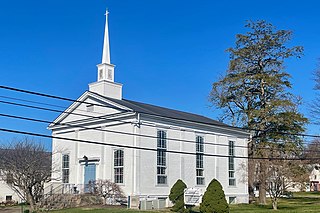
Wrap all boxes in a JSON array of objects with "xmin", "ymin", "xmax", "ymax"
[
  {"xmin": 96, "ymin": 9, "xmax": 115, "ymax": 82},
  {"xmin": 102, "ymin": 10, "xmax": 111, "ymax": 64},
  {"xmin": 89, "ymin": 9, "xmax": 123, "ymax": 100}
]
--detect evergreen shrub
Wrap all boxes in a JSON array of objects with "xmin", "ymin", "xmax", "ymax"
[
  {"xmin": 169, "ymin": 179, "xmax": 187, "ymax": 212},
  {"xmin": 200, "ymin": 179, "xmax": 229, "ymax": 213}
]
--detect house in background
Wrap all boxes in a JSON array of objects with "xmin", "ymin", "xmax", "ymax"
[
  {"xmin": 48, "ymin": 10, "xmax": 250, "ymax": 207},
  {"xmin": 0, "ymin": 172, "xmax": 23, "ymax": 204},
  {"xmin": 309, "ymin": 165, "xmax": 320, "ymax": 191}
]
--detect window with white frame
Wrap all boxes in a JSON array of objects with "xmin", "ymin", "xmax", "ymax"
[
  {"xmin": 114, "ymin": 149, "xmax": 124, "ymax": 184},
  {"xmin": 157, "ymin": 130, "xmax": 167, "ymax": 184},
  {"xmin": 62, "ymin": 154, "xmax": 70, "ymax": 183},
  {"xmin": 228, "ymin": 141, "xmax": 236, "ymax": 186},
  {"xmin": 196, "ymin": 136, "xmax": 205, "ymax": 185}
]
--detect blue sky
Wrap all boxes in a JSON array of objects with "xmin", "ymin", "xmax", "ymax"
[{"xmin": 0, "ymin": 0, "xmax": 319, "ymax": 149}]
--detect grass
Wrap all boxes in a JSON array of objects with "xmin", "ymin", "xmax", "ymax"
[
  {"xmin": 51, "ymin": 206, "xmax": 171, "ymax": 213},
  {"xmin": 230, "ymin": 192, "xmax": 320, "ymax": 212},
  {"xmin": 12, "ymin": 192, "xmax": 320, "ymax": 212}
]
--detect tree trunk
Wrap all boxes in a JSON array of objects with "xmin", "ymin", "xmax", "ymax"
[
  {"xmin": 259, "ymin": 183, "xmax": 267, "ymax": 205},
  {"xmin": 272, "ymin": 199, "xmax": 278, "ymax": 210},
  {"xmin": 27, "ymin": 189, "xmax": 36, "ymax": 212},
  {"xmin": 258, "ymin": 161, "xmax": 267, "ymax": 205},
  {"xmin": 27, "ymin": 195, "xmax": 35, "ymax": 212},
  {"xmin": 248, "ymin": 141, "xmax": 255, "ymax": 203},
  {"xmin": 248, "ymin": 159, "xmax": 255, "ymax": 202}
]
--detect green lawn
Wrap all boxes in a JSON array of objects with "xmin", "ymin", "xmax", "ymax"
[
  {"xmin": 51, "ymin": 206, "xmax": 171, "ymax": 213},
  {"xmin": 230, "ymin": 192, "xmax": 320, "ymax": 212},
  {"xmin": 47, "ymin": 192, "xmax": 320, "ymax": 213}
]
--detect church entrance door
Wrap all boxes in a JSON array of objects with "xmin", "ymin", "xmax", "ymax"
[{"xmin": 84, "ymin": 164, "xmax": 96, "ymax": 193}]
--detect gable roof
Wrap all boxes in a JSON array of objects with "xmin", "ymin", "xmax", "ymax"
[{"xmin": 90, "ymin": 91, "xmax": 231, "ymax": 129}]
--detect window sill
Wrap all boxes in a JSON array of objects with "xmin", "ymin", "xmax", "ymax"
[
  {"xmin": 155, "ymin": 184, "xmax": 168, "ymax": 187},
  {"xmin": 115, "ymin": 183, "xmax": 125, "ymax": 186}
]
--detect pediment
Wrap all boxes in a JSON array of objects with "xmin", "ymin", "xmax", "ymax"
[{"xmin": 48, "ymin": 91, "xmax": 133, "ymax": 129}]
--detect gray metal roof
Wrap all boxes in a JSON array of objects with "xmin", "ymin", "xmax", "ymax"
[{"xmin": 95, "ymin": 92, "xmax": 230, "ymax": 128}]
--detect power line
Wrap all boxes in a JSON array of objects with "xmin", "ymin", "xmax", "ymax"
[
  {"xmin": 0, "ymin": 96, "xmax": 252, "ymax": 147},
  {"xmin": 1, "ymin": 96, "xmax": 314, "ymax": 151},
  {"xmin": 0, "ymin": 85, "xmax": 295, "ymax": 135},
  {"xmin": 0, "ymin": 99, "xmax": 132, "ymax": 126},
  {"xmin": 0, "ymin": 96, "xmax": 250, "ymax": 142},
  {"xmin": 0, "ymin": 95, "xmax": 109, "ymax": 116},
  {"xmin": 0, "ymin": 112, "xmax": 250, "ymax": 149},
  {"xmin": 0, "ymin": 96, "xmax": 316, "ymax": 154},
  {"xmin": 0, "ymin": 98, "xmax": 314, "ymax": 150},
  {"xmin": 0, "ymin": 85, "xmax": 132, "ymax": 113},
  {"xmin": 0, "ymin": 112, "xmax": 317, "ymax": 154},
  {"xmin": 0, "ymin": 127, "xmax": 315, "ymax": 161},
  {"xmin": 0, "ymin": 85, "xmax": 318, "ymax": 138},
  {"xmin": 0, "ymin": 95, "xmax": 318, "ymax": 144}
]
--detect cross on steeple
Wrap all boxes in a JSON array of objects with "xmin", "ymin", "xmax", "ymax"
[
  {"xmin": 97, "ymin": 9, "xmax": 115, "ymax": 82},
  {"xmin": 102, "ymin": 9, "xmax": 110, "ymax": 64},
  {"xmin": 89, "ymin": 9, "xmax": 123, "ymax": 100}
]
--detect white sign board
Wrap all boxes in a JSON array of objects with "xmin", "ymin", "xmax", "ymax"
[{"xmin": 184, "ymin": 188, "xmax": 203, "ymax": 206}]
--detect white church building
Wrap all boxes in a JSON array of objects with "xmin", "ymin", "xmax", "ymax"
[{"xmin": 49, "ymin": 10, "xmax": 249, "ymax": 206}]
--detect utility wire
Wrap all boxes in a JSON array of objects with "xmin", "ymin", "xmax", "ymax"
[
  {"xmin": 0, "ymin": 85, "xmax": 255, "ymax": 134},
  {"xmin": 0, "ymin": 95, "xmax": 109, "ymax": 116},
  {"xmin": 0, "ymin": 95, "xmax": 318, "ymax": 144},
  {"xmin": 0, "ymin": 112, "xmax": 250, "ymax": 149},
  {"xmin": 0, "ymin": 112, "xmax": 316, "ymax": 153},
  {"xmin": 0, "ymin": 94, "xmax": 317, "ymax": 152},
  {"xmin": 0, "ymin": 97, "xmax": 248, "ymax": 141},
  {"xmin": 0, "ymin": 85, "xmax": 318, "ymax": 138},
  {"xmin": 0, "ymin": 85, "xmax": 132, "ymax": 113},
  {"xmin": 2, "ymin": 96, "xmax": 314, "ymax": 150},
  {"xmin": 0, "ymin": 98, "xmax": 252, "ymax": 147},
  {"xmin": 0, "ymin": 127, "xmax": 315, "ymax": 161},
  {"xmin": 0, "ymin": 99, "xmax": 132, "ymax": 125},
  {"xmin": 0, "ymin": 97, "xmax": 249, "ymax": 148}
]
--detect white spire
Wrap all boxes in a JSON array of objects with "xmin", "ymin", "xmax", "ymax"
[
  {"xmin": 96, "ymin": 9, "xmax": 115, "ymax": 83},
  {"xmin": 102, "ymin": 9, "xmax": 110, "ymax": 64},
  {"xmin": 90, "ymin": 9, "xmax": 122, "ymax": 100}
]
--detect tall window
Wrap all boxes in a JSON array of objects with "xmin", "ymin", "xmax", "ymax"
[
  {"xmin": 196, "ymin": 136, "xmax": 205, "ymax": 185},
  {"xmin": 229, "ymin": 141, "xmax": 236, "ymax": 186},
  {"xmin": 157, "ymin": 130, "xmax": 167, "ymax": 184},
  {"xmin": 62, "ymin": 154, "xmax": 70, "ymax": 183},
  {"xmin": 114, "ymin": 150, "xmax": 124, "ymax": 184}
]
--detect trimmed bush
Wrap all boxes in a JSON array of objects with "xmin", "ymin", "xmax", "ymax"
[
  {"xmin": 169, "ymin": 179, "xmax": 187, "ymax": 212},
  {"xmin": 200, "ymin": 179, "xmax": 229, "ymax": 213}
]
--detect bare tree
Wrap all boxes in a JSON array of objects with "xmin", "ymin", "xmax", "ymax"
[
  {"xmin": 266, "ymin": 160, "xmax": 307, "ymax": 210},
  {"xmin": 93, "ymin": 179, "xmax": 125, "ymax": 205},
  {"xmin": 0, "ymin": 137, "xmax": 51, "ymax": 212},
  {"xmin": 304, "ymin": 139, "xmax": 320, "ymax": 165},
  {"xmin": 310, "ymin": 60, "xmax": 320, "ymax": 124}
]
